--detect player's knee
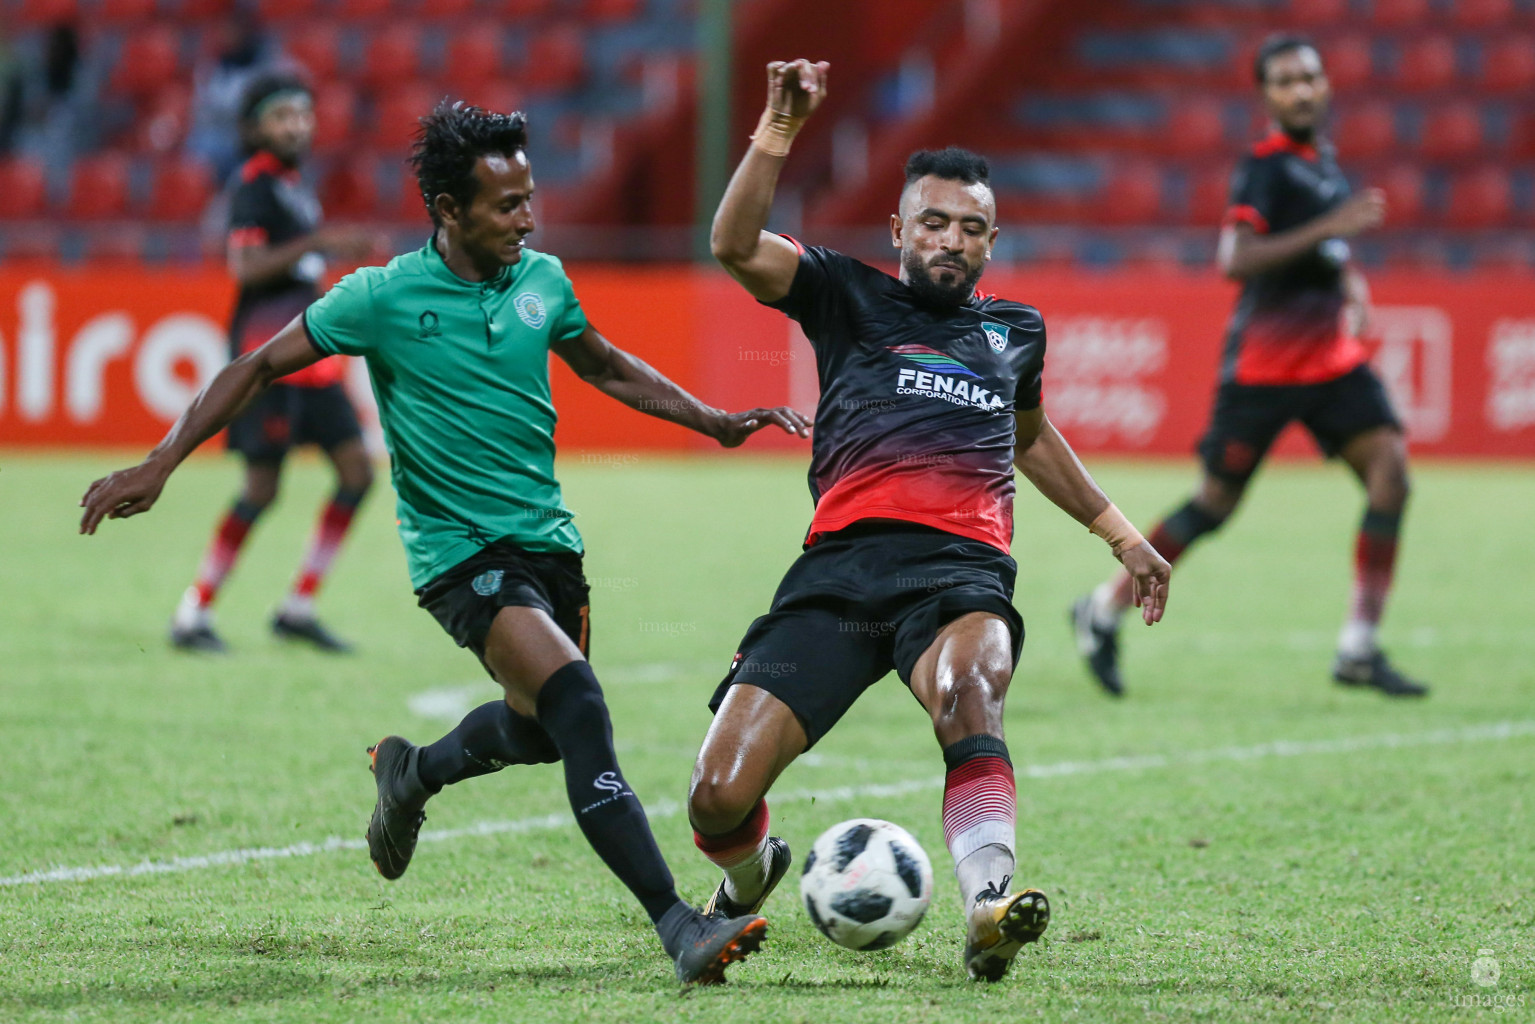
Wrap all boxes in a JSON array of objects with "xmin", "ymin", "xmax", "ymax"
[
  {"xmin": 688, "ymin": 770, "xmax": 759, "ymax": 835},
  {"xmin": 339, "ymin": 459, "xmax": 375, "ymax": 498},
  {"xmin": 239, "ymin": 482, "xmax": 278, "ymax": 511},
  {"xmin": 1370, "ymin": 461, "xmax": 1410, "ymax": 512},
  {"xmin": 931, "ymin": 668, "xmax": 1007, "ymax": 731}
]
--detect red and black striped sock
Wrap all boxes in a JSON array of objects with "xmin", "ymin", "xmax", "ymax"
[
  {"xmin": 287, "ymin": 488, "xmax": 365, "ymax": 605},
  {"xmin": 942, "ymin": 735, "xmax": 1016, "ymax": 905},
  {"xmin": 1339, "ymin": 508, "xmax": 1402, "ymax": 658},
  {"xmin": 191, "ymin": 498, "xmax": 263, "ymax": 607}
]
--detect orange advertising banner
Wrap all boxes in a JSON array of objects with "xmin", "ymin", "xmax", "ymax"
[{"xmin": 1, "ymin": 263, "xmax": 1533, "ymax": 458}]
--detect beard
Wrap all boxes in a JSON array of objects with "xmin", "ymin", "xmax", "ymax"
[{"xmin": 902, "ymin": 249, "xmax": 983, "ymax": 308}]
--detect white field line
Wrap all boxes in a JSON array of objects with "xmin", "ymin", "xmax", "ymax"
[{"xmin": 3, "ymin": 720, "xmax": 1532, "ymax": 889}]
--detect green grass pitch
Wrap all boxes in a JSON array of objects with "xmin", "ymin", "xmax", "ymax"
[{"xmin": 0, "ymin": 450, "xmax": 1530, "ymax": 1023}]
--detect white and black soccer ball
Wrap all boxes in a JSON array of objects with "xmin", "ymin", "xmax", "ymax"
[{"xmin": 799, "ymin": 818, "xmax": 934, "ymax": 951}]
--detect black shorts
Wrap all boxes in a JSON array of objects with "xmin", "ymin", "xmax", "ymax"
[
  {"xmin": 709, "ymin": 522, "xmax": 1024, "ymax": 749},
  {"xmin": 1197, "ymin": 363, "xmax": 1402, "ymax": 485},
  {"xmin": 416, "ymin": 542, "xmax": 591, "ymax": 676},
  {"xmin": 227, "ymin": 383, "xmax": 363, "ymax": 463}
]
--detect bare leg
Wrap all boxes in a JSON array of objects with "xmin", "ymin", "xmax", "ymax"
[{"xmin": 688, "ymin": 684, "xmax": 807, "ymax": 905}]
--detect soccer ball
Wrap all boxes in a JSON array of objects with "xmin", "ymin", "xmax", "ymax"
[{"xmin": 799, "ymin": 818, "xmax": 934, "ymax": 950}]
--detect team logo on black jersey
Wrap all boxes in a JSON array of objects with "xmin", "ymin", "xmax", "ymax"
[
  {"xmin": 982, "ymin": 323, "xmax": 1010, "ymax": 353},
  {"xmin": 888, "ymin": 344, "xmax": 981, "ymax": 378},
  {"xmin": 514, "ymin": 292, "xmax": 547, "ymax": 329},
  {"xmin": 888, "ymin": 344, "xmax": 1005, "ymax": 411}
]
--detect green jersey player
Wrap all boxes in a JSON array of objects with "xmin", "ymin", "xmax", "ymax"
[{"xmin": 80, "ymin": 101, "xmax": 811, "ymax": 985}]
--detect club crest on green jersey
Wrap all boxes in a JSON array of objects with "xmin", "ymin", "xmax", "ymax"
[
  {"xmin": 418, "ymin": 310, "xmax": 441, "ymax": 339},
  {"xmin": 983, "ymin": 322, "xmax": 1009, "ymax": 353},
  {"xmin": 514, "ymin": 292, "xmax": 547, "ymax": 329}
]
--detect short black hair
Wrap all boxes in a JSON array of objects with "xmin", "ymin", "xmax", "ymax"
[
  {"xmin": 1254, "ymin": 33, "xmax": 1320, "ymax": 85},
  {"xmin": 904, "ymin": 146, "xmax": 990, "ymax": 188},
  {"xmin": 239, "ymin": 73, "xmax": 311, "ymax": 125},
  {"xmin": 410, "ymin": 100, "xmax": 529, "ymax": 226}
]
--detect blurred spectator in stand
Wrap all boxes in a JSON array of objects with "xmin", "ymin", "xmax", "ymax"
[
  {"xmin": 0, "ymin": 35, "xmax": 20, "ymax": 156},
  {"xmin": 186, "ymin": 10, "xmax": 294, "ymax": 181},
  {"xmin": 16, "ymin": 24, "xmax": 89, "ymax": 179}
]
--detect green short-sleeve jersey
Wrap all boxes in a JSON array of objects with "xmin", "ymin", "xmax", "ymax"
[{"xmin": 305, "ymin": 240, "xmax": 588, "ymax": 588}]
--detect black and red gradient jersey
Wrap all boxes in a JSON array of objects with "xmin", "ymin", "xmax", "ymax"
[
  {"xmin": 766, "ymin": 241, "xmax": 1045, "ymax": 554},
  {"xmin": 1221, "ymin": 131, "xmax": 1367, "ymax": 386},
  {"xmin": 227, "ymin": 150, "xmax": 340, "ymax": 387}
]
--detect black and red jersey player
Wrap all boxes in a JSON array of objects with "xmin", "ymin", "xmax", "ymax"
[
  {"xmin": 169, "ymin": 73, "xmax": 379, "ymax": 653},
  {"xmin": 685, "ymin": 59, "xmax": 1171, "ymax": 983},
  {"xmin": 1073, "ymin": 34, "xmax": 1425, "ymax": 698}
]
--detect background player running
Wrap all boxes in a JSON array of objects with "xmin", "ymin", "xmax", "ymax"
[
  {"xmin": 80, "ymin": 100, "xmax": 813, "ymax": 985},
  {"xmin": 1072, "ymin": 34, "xmax": 1426, "ymax": 699},
  {"xmin": 686, "ymin": 59, "xmax": 1171, "ymax": 982},
  {"xmin": 170, "ymin": 73, "xmax": 379, "ymax": 654}
]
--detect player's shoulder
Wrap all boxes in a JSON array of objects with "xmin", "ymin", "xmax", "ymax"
[
  {"xmin": 517, "ymin": 247, "xmax": 570, "ymax": 280},
  {"xmin": 973, "ymin": 294, "xmax": 1044, "ymax": 332}
]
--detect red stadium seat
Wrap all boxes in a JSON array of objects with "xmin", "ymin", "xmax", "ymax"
[
  {"xmin": 111, "ymin": 27, "xmax": 182, "ymax": 97},
  {"xmin": 311, "ymin": 83, "xmax": 359, "ymax": 150},
  {"xmin": 1321, "ymin": 35, "xmax": 1374, "ymax": 91},
  {"xmin": 523, "ymin": 25, "xmax": 585, "ymax": 92},
  {"xmin": 0, "ymin": 159, "xmax": 47, "ymax": 219},
  {"xmin": 1332, "ymin": 101, "xmax": 1397, "ymax": 161},
  {"xmin": 443, "ymin": 31, "xmax": 505, "ymax": 98},
  {"xmin": 1186, "ymin": 164, "xmax": 1234, "ymax": 225},
  {"xmin": 1368, "ymin": 0, "xmax": 1430, "ymax": 28},
  {"xmin": 393, "ymin": 166, "xmax": 426, "ymax": 220},
  {"xmin": 1095, "ymin": 164, "xmax": 1163, "ymax": 225},
  {"xmin": 361, "ymin": 25, "xmax": 422, "ymax": 88},
  {"xmin": 369, "ymin": 85, "xmax": 438, "ymax": 150},
  {"xmin": 319, "ymin": 159, "xmax": 379, "ymax": 221},
  {"xmin": 1287, "ymin": 0, "xmax": 1349, "ymax": 27},
  {"xmin": 179, "ymin": 0, "xmax": 235, "ymax": 17},
  {"xmin": 286, "ymin": 25, "xmax": 342, "ymax": 84},
  {"xmin": 12, "ymin": 0, "xmax": 78, "ymax": 28},
  {"xmin": 485, "ymin": 0, "xmax": 557, "ymax": 17},
  {"xmin": 454, "ymin": 80, "xmax": 521, "ymax": 115},
  {"xmin": 1165, "ymin": 98, "xmax": 1226, "ymax": 157},
  {"xmin": 1449, "ymin": 0, "xmax": 1513, "ymax": 28},
  {"xmin": 1481, "ymin": 36, "xmax": 1535, "ymax": 93},
  {"xmin": 1419, "ymin": 103, "xmax": 1483, "ymax": 160},
  {"xmin": 83, "ymin": 225, "xmax": 149, "ymax": 263},
  {"xmin": 1445, "ymin": 166, "xmax": 1513, "ymax": 228},
  {"xmin": 1377, "ymin": 164, "xmax": 1426, "ymax": 226},
  {"xmin": 2, "ymin": 226, "xmax": 62, "ymax": 261},
  {"xmin": 260, "ymin": 0, "xmax": 320, "ymax": 21},
  {"xmin": 130, "ymin": 83, "xmax": 192, "ymax": 153},
  {"xmin": 334, "ymin": 0, "xmax": 393, "ymax": 20},
  {"xmin": 98, "ymin": 0, "xmax": 156, "ymax": 23},
  {"xmin": 584, "ymin": 0, "xmax": 641, "ymax": 20},
  {"xmin": 144, "ymin": 158, "xmax": 214, "ymax": 222},
  {"xmin": 62, "ymin": 154, "xmax": 132, "ymax": 220},
  {"xmin": 1394, "ymin": 36, "xmax": 1459, "ymax": 92},
  {"xmin": 423, "ymin": 0, "xmax": 478, "ymax": 16}
]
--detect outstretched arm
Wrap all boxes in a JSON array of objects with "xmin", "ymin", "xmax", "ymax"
[
  {"xmin": 1014, "ymin": 407, "xmax": 1170, "ymax": 623},
  {"xmin": 710, "ymin": 58, "xmax": 830, "ymax": 303},
  {"xmin": 552, "ymin": 324, "xmax": 811, "ymax": 448},
  {"xmin": 79, "ymin": 318, "xmax": 322, "ymax": 533}
]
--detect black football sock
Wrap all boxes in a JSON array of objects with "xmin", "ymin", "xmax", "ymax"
[
  {"xmin": 416, "ymin": 700, "xmax": 560, "ymax": 792},
  {"xmin": 536, "ymin": 660, "xmax": 683, "ymax": 925}
]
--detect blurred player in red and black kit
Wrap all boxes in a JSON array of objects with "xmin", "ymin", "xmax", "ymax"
[
  {"xmin": 1073, "ymin": 34, "xmax": 1425, "ymax": 698},
  {"xmin": 170, "ymin": 73, "xmax": 377, "ymax": 653},
  {"xmin": 688, "ymin": 59, "xmax": 1171, "ymax": 982}
]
